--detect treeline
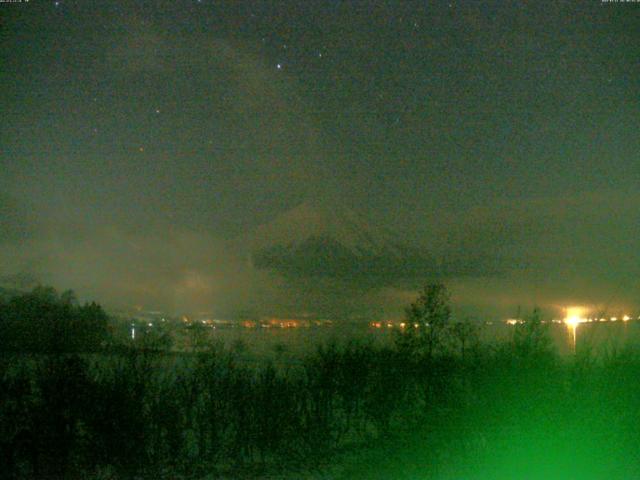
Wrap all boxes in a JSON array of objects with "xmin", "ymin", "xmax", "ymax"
[
  {"xmin": 1, "ymin": 285, "xmax": 640, "ymax": 478},
  {"xmin": 0, "ymin": 286, "xmax": 109, "ymax": 353},
  {"xmin": 2, "ymin": 334, "xmax": 639, "ymax": 478}
]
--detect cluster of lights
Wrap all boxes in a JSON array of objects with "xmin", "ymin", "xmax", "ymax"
[
  {"xmin": 369, "ymin": 321, "xmax": 420, "ymax": 329},
  {"xmin": 564, "ymin": 307, "xmax": 588, "ymax": 329},
  {"xmin": 504, "ymin": 310, "xmax": 637, "ymax": 327},
  {"xmin": 506, "ymin": 319, "xmax": 524, "ymax": 326},
  {"xmin": 503, "ymin": 306, "xmax": 637, "ymax": 353}
]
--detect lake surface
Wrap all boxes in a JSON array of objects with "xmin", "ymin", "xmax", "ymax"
[{"xmin": 198, "ymin": 320, "xmax": 640, "ymax": 359}]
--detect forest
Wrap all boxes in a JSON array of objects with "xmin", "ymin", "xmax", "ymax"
[{"xmin": 1, "ymin": 286, "xmax": 639, "ymax": 479}]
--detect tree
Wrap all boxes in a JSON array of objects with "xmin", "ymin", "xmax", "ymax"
[
  {"xmin": 188, "ymin": 322, "xmax": 210, "ymax": 352},
  {"xmin": 512, "ymin": 307, "xmax": 554, "ymax": 361},
  {"xmin": 74, "ymin": 301, "xmax": 109, "ymax": 351},
  {"xmin": 139, "ymin": 323, "xmax": 173, "ymax": 351},
  {"xmin": 451, "ymin": 317, "xmax": 479, "ymax": 359},
  {"xmin": 0, "ymin": 287, "xmax": 109, "ymax": 353},
  {"xmin": 397, "ymin": 283, "xmax": 452, "ymax": 358}
]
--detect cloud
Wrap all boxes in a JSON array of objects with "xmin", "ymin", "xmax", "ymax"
[
  {"xmin": 441, "ymin": 190, "xmax": 640, "ymax": 316},
  {"xmin": 464, "ymin": 191, "xmax": 640, "ymax": 273},
  {"xmin": 2, "ymin": 177, "xmax": 638, "ymax": 321},
  {"xmin": 0, "ymin": 193, "xmax": 34, "ymax": 243}
]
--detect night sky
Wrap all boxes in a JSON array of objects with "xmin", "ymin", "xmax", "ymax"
[{"xmin": 1, "ymin": 0, "xmax": 639, "ymax": 319}]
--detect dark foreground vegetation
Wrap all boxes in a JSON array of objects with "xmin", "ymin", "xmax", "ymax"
[{"xmin": 2, "ymin": 285, "xmax": 640, "ymax": 479}]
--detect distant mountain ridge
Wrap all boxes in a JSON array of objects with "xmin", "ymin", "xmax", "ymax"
[
  {"xmin": 252, "ymin": 201, "xmax": 404, "ymax": 254},
  {"xmin": 250, "ymin": 201, "xmax": 436, "ymax": 280}
]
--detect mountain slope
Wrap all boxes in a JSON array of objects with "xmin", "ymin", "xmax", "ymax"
[{"xmin": 249, "ymin": 202, "xmax": 435, "ymax": 280}]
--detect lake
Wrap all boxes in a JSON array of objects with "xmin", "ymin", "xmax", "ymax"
[{"xmin": 192, "ymin": 319, "xmax": 640, "ymax": 359}]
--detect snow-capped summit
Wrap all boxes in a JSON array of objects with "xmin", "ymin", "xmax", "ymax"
[
  {"xmin": 249, "ymin": 200, "xmax": 432, "ymax": 279},
  {"xmin": 251, "ymin": 201, "xmax": 403, "ymax": 258}
]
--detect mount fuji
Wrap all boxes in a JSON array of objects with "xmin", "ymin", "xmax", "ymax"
[{"xmin": 248, "ymin": 201, "xmax": 438, "ymax": 281}]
